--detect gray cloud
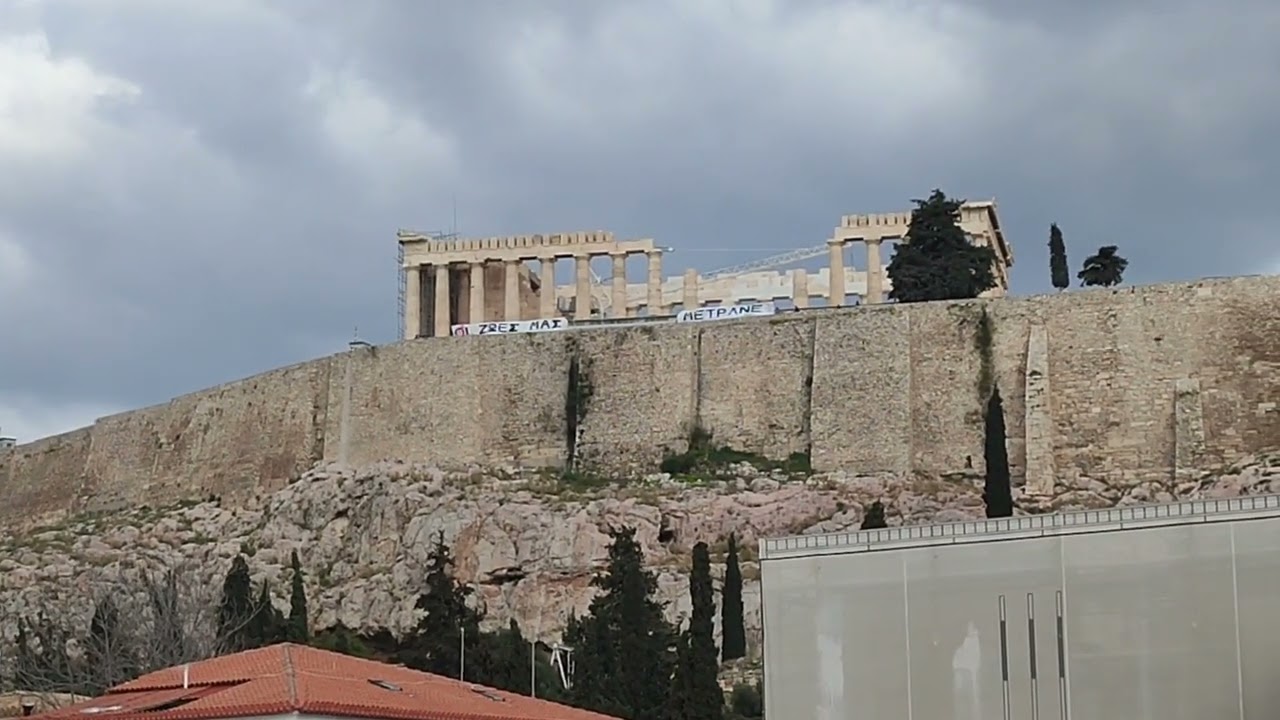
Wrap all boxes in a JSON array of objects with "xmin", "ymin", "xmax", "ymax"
[{"xmin": 2, "ymin": 0, "xmax": 1278, "ymax": 441}]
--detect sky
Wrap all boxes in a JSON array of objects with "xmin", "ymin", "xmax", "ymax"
[{"xmin": 2, "ymin": 0, "xmax": 1279, "ymax": 443}]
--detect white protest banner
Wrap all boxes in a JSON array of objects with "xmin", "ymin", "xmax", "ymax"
[
  {"xmin": 450, "ymin": 317, "xmax": 569, "ymax": 337},
  {"xmin": 675, "ymin": 301, "xmax": 776, "ymax": 324}
]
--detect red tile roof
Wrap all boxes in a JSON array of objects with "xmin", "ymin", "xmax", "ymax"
[{"xmin": 30, "ymin": 644, "xmax": 619, "ymax": 720}]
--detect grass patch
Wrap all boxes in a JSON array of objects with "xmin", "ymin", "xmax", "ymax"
[{"xmin": 659, "ymin": 425, "xmax": 811, "ymax": 479}]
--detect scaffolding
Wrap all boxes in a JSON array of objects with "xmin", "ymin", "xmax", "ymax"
[{"xmin": 397, "ymin": 229, "xmax": 458, "ymax": 338}]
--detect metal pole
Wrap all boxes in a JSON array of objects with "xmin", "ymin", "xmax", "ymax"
[
  {"xmin": 460, "ymin": 626, "xmax": 466, "ymax": 681},
  {"xmin": 530, "ymin": 639, "xmax": 537, "ymax": 697}
]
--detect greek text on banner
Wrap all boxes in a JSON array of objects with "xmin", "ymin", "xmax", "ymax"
[
  {"xmin": 451, "ymin": 318, "xmax": 568, "ymax": 336},
  {"xmin": 675, "ymin": 301, "xmax": 776, "ymax": 324}
]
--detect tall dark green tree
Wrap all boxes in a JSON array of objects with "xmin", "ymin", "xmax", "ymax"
[
  {"xmin": 218, "ymin": 555, "xmax": 256, "ymax": 651},
  {"xmin": 568, "ymin": 526, "xmax": 676, "ymax": 720},
  {"xmin": 886, "ymin": 190, "xmax": 998, "ymax": 303},
  {"xmin": 983, "ymin": 385, "xmax": 1014, "ymax": 518},
  {"xmin": 860, "ymin": 500, "xmax": 888, "ymax": 530},
  {"xmin": 1048, "ymin": 223, "xmax": 1070, "ymax": 290},
  {"xmin": 286, "ymin": 549, "xmax": 309, "ymax": 643},
  {"xmin": 719, "ymin": 534, "xmax": 745, "ymax": 662},
  {"xmin": 669, "ymin": 542, "xmax": 723, "ymax": 720},
  {"xmin": 248, "ymin": 581, "xmax": 285, "ymax": 647},
  {"xmin": 402, "ymin": 532, "xmax": 482, "ymax": 679},
  {"xmin": 472, "ymin": 619, "xmax": 531, "ymax": 695},
  {"xmin": 1078, "ymin": 245, "xmax": 1128, "ymax": 287}
]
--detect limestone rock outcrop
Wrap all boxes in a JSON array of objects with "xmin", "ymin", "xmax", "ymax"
[{"xmin": 3, "ymin": 452, "xmax": 1278, "ymax": 652}]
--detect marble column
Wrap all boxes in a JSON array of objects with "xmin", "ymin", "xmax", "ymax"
[
  {"xmin": 503, "ymin": 259, "xmax": 520, "ymax": 320},
  {"xmin": 682, "ymin": 268, "xmax": 698, "ymax": 310},
  {"xmin": 469, "ymin": 262, "xmax": 485, "ymax": 324},
  {"xmin": 792, "ymin": 268, "xmax": 809, "ymax": 309},
  {"xmin": 404, "ymin": 265, "xmax": 421, "ymax": 339},
  {"xmin": 865, "ymin": 238, "xmax": 884, "ymax": 304},
  {"xmin": 646, "ymin": 250, "xmax": 664, "ymax": 316},
  {"xmin": 539, "ymin": 256, "xmax": 558, "ymax": 319},
  {"xmin": 827, "ymin": 239, "xmax": 846, "ymax": 307},
  {"xmin": 574, "ymin": 255, "xmax": 592, "ymax": 320},
  {"xmin": 433, "ymin": 263, "xmax": 451, "ymax": 337},
  {"xmin": 610, "ymin": 253, "xmax": 628, "ymax": 318}
]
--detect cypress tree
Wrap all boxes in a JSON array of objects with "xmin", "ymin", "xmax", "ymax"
[
  {"xmin": 983, "ymin": 385, "xmax": 1014, "ymax": 518},
  {"xmin": 249, "ymin": 581, "xmax": 284, "ymax": 647},
  {"xmin": 886, "ymin": 189, "xmax": 998, "ymax": 303},
  {"xmin": 719, "ymin": 534, "xmax": 745, "ymax": 662},
  {"xmin": 1048, "ymin": 223, "xmax": 1069, "ymax": 290},
  {"xmin": 218, "ymin": 556, "xmax": 256, "ymax": 651},
  {"xmin": 860, "ymin": 500, "xmax": 888, "ymax": 530},
  {"xmin": 286, "ymin": 549, "xmax": 309, "ymax": 643},
  {"xmin": 670, "ymin": 542, "xmax": 723, "ymax": 720}
]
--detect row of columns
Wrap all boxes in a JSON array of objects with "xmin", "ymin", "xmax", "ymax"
[
  {"xmin": 827, "ymin": 237, "xmax": 885, "ymax": 306},
  {"xmin": 404, "ymin": 249, "xmax": 666, "ymax": 339}
]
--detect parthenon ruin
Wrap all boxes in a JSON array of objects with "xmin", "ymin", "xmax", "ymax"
[{"xmin": 397, "ymin": 200, "xmax": 1013, "ymax": 339}]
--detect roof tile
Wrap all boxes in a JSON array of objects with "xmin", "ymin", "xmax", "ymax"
[{"xmin": 33, "ymin": 644, "xmax": 618, "ymax": 720}]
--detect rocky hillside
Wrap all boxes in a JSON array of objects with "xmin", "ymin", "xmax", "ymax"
[{"xmin": 3, "ymin": 453, "xmax": 1278, "ymax": 650}]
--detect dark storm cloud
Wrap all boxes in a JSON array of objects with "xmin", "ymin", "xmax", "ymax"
[{"xmin": 1, "ymin": 0, "xmax": 1278, "ymax": 440}]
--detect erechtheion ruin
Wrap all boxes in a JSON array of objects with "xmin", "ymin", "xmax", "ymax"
[{"xmin": 397, "ymin": 200, "xmax": 1012, "ymax": 339}]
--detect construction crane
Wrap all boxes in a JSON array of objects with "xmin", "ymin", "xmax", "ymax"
[{"xmin": 586, "ymin": 242, "xmax": 834, "ymax": 315}]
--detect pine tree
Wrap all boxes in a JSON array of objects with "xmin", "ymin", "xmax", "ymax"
[
  {"xmin": 1048, "ymin": 223, "xmax": 1070, "ymax": 290},
  {"xmin": 403, "ymin": 532, "xmax": 482, "ymax": 678},
  {"xmin": 218, "ymin": 555, "xmax": 256, "ymax": 651},
  {"xmin": 669, "ymin": 542, "xmax": 723, "ymax": 720},
  {"xmin": 286, "ymin": 549, "xmax": 309, "ymax": 643},
  {"xmin": 860, "ymin": 500, "xmax": 888, "ymax": 530},
  {"xmin": 886, "ymin": 189, "xmax": 999, "ymax": 303},
  {"xmin": 1078, "ymin": 245, "xmax": 1128, "ymax": 287},
  {"xmin": 569, "ymin": 526, "xmax": 676, "ymax": 719},
  {"xmin": 983, "ymin": 385, "xmax": 1014, "ymax": 518},
  {"xmin": 719, "ymin": 534, "xmax": 745, "ymax": 662}
]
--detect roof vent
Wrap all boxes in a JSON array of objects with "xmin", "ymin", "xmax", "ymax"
[
  {"xmin": 469, "ymin": 687, "xmax": 505, "ymax": 702},
  {"xmin": 368, "ymin": 679, "xmax": 402, "ymax": 692}
]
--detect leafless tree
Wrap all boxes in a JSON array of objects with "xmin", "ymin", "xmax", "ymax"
[{"xmin": 4, "ymin": 563, "xmax": 251, "ymax": 701}]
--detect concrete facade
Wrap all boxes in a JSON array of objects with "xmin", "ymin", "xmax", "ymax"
[
  {"xmin": 1, "ymin": 275, "xmax": 1277, "ymax": 528},
  {"xmin": 758, "ymin": 494, "xmax": 1280, "ymax": 719}
]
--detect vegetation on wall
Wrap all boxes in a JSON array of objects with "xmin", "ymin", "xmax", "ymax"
[
  {"xmin": 660, "ymin": 424, "xmax": 810, "ymax": 478},
  {"xmin": 973, "ymin": 305, "xmax": 996, "ymax": 401},
  {"xmin": 886, "ymin": 189, "xmax": 999, "ymax": 303},
  {"xmin": 563, "ymin": 345, "xmax": 595, "ymax": 472},
  {"xmin": 983, "ymin": 385, "xmax": 1014, "ymax": 518},
  {"xmin": 1078, "ymin": 245, "xmax": 1129, "ymax": 287},
  {"xmin": 1049, "ymin": 223, "xmax": 1070, "ymax": 290}
]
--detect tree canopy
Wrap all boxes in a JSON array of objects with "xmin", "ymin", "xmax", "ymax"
[
  {"xmin": 1078, "ymin": 245, "xmax": 1128, "ymax": 287},
  {"xmin": 568, "ymin": 526, "xmax": 676, "ymax": 719},
  {"xmin": 886, "ymin": 189, "xmax": 998, "ymax": 303}
]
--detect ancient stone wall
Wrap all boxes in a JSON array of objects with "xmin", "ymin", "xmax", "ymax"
[{"xmin": 2, "ymin": 276, "xmax": 1277, "ymax": 529}]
